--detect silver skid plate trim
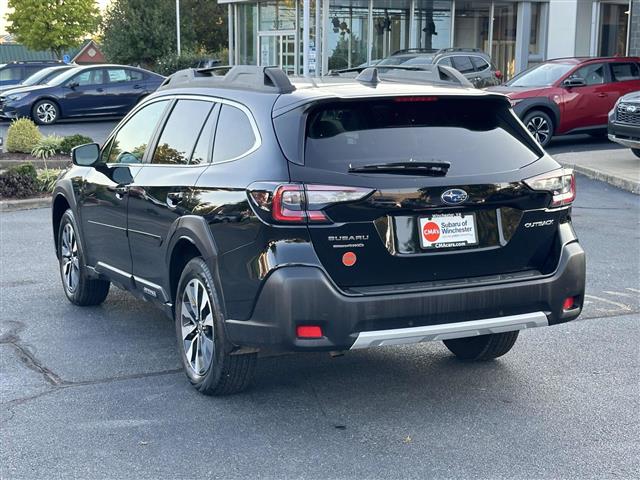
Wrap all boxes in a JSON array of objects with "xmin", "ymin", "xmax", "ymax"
[{"xmin": 350, "ymin": 312, "xmax": 549, "ymax": 350}]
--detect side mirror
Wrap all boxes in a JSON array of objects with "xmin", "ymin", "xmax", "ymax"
[
  {"xmin": 72, "ymin": 143, "xmax": 100, "ymax": 166},
  {"xmin": 67, "ymin": 81, "xmax": 79, "ymax": 89},
  {"xmin": 563, "ymin": 77, "xmax": 586, "ymax": 88}
]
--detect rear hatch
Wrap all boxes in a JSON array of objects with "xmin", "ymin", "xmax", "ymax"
[{"xmin": 274, "ymin": 94, "xmax": 564, "ymax": 291}]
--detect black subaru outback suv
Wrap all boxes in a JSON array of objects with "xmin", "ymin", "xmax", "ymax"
[{"xmin": 52, "ymin": 66, "xmax": 585, "ymax": 395}]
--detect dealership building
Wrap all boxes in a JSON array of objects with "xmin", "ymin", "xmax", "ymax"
[{"xmin": 220, "ymin": 0, "xmax": 637, "ymax": 80}]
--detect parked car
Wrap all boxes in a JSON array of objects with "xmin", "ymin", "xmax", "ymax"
[
  {"xmin": 0, "ymin": 60, "xmax": 65, "ymax": 87},
  {"xmin": 488, "ymin": 57, "xmax": 640, "ymax": 147},
  {"xmin": 0, "ymin": 64, "xmax": 165, "ymax": 125},
  {"xmin": 374, "ymin": 48, "xmax": 502, "ymax": 88},
  {"xmin": 52, "ymin": 66, "xmax": 585, "ymax": 395},
  {"xmin": 0, "ymin": 65, "xmax": 76, "ymax": 94},
  {"xmin": 608, "ymin": 90, "xmax": 640, "ymax": 158}
]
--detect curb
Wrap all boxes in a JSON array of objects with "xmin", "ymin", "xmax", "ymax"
[
  {"xmin": 0, "ymin": 196, "xmax": 51, "ymax": 212},
  {"xmin": 560, "ymin": 163, "xmax": 639, "ymax": 195}
]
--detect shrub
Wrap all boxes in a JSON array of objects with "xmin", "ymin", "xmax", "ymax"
[
  {"xmin": 31, "ymin": 135, "xmax": 64, "ymax": 160},
  {"xmin": 0, "ymin": 164, "xmax": 39, "ymax": 199},
  {"xmin": 59, "ymin": 134, "xmax": 94, "ymax": 155},
  {"xmin": 37, "ymin": 168, "xmax": 62, "ymax": 193},
  {"xmin": 5, "ymin": 118, "xmax": 42, "ymax": 154}
]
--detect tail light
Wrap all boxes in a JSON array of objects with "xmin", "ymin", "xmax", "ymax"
[
  {"xmin": 495, "ymin": 70, "xmax": 503, "ymax": 80},
  {"xmin": 524, "ymin": 168, "xmax": 576, "ymax": 207},
  {"xmin": 250, "ymin": 183, "xmax": 373, "ymax": 224}
]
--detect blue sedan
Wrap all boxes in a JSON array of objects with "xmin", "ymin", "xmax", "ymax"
[{"xmin": 0, "ymin": 64, "xmax": 165, "ymax": 125}]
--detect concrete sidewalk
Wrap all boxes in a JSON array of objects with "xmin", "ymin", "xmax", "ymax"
[{"xmin": 554, "ymin": 147, "xmax": 640, "ymax": 194}]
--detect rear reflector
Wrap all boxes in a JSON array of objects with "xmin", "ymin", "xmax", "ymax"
[
  {"xmin": 524, "ymin": 168, "xmax": 576, "ymax": 207},
  {"xmin": 563, "ymin": 297, "xmax": 576, "ymax": 310},
  {"xmin": 342, "ymin": 251, "xmax": 357, "ymax": 267},
  {"xmin": 296, "ymin": 325, "xmax": 323, "ymax": 338}
]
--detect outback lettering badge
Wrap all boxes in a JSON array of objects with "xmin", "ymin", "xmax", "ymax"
[{"xmin": 525, "ymin": 220, "xmax": 554, "ymax": 228}]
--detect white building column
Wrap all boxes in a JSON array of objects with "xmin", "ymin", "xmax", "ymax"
[
  {"xmin": 514, "ymin": 1, "xmax": 532, "ymax": 74},
  {"xmin": 303, "ymin": 0, "xmax": 310, "ymax": 76},
  {"xmin": 547, "ymin": 0, "xmax": 595, "ymax": 58}
]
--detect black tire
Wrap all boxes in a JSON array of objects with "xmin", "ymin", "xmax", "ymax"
[
  {"xmin": 523, "ymin": 110, "xmax": 554, "ymax": 147},
  {"xmin": 32, "ymin": 99, "xmax": 60, "ymax": 125},
  {"xmin": 57, "ymin": 209, "xmax": 110, "ymax": 306},
  {"xmin": 632, "ymin": 148, "xmax": 640, "ymax": 159},
  {"xmin": 443, "ymin": 331, "xmax": 519, "ymax": 361},
  {"xmin": 175, "ymin": 257, "xmax": 256, "ymax": 395}
]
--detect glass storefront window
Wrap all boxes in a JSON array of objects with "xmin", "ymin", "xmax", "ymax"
[
  {"xmin": 371, "ymin": 1, "xmax": 411, "ymax": 61},
  {"xmin": 453, "ymin": 0, "xmax": 491, "ymax": 52},
  {"xmin": 327, "ymin": 1, "xmax": 370, "ymax": 70},
  {"xmin": 237, "ymin": 4, "xmax": 257, "ymax": 65},
  {"xmin": 491, "ymin": 1, "xmax": 518, "ymax": 80},
  {"xmin": 528, "ymin": 1, "xmax": 547, "ymax": 67},
  {"xmin": 259, "ymin": 0, "xmax": 297, "ymax": 31},
  {"xmin": 599, "ymin": 2, "xmax": 629, "ymax": 56},
  {"xmin": 413, "ymin": 0, "xmax": 452, "ymax": 50}
]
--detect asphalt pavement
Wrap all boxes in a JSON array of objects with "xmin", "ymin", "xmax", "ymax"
[{"xmin": 1, "ymin": 172, "xmax": 639, "ymax": 478}]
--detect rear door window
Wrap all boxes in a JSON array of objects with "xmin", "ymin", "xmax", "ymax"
[
  {"xmin": 304, "ymin": 98, "xmax": 541, "ymax": 177},
  {"xmin": 610, "ymin": 62, "xmax": 640, "ymax": 82},
  {"xmin": 151, "ymin": 99, "xmax": 214, "ymax": 165},
  {"xmin": 452, "ymin": 56, "xmax": 475, "ymax": 74}
]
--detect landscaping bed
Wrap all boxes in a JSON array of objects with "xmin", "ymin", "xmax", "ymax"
[{"xmin": 0, "ymin": 119, "xmax": 91, "ymax": 201}]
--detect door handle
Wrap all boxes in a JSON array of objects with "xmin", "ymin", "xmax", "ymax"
[
  {"xmin": 166, "ymin": 191, "xmax": 184, "ymax": 207},
  {"xmin": 96, "ymin": 88, "xmax": 104, "ymax": 93},
  {"xmin": 114, "ymin": 185, "xmax": 128, "ymax": 199},
  {"xmin": 597, "ymin": 92, "xmax": 608, "ymax": 98},
  {"xmin": 133, "ymin": 84, "xmax": 143, "ymax": 89}
]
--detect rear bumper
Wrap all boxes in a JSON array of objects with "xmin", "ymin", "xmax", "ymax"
[{"xmin": 224, "ymin": 240, "xmax": 586, "ymax": 352}]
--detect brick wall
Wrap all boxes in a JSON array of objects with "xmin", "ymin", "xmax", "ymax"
[{"xmin": 631, "ymin": 0, "xmax": 640, "ymax": 56}]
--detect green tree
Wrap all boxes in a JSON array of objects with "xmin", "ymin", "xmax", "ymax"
[
  {"xmin": 102, "ymin": 0, "xmax": 227, "ymax": 68},
  {"xmin": 6, "ymin": 0, "xmax": 100, "ymax": 59}
]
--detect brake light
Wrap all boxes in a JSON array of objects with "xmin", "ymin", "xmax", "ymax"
[
  {"xmin": 495, "ymin": 70, "xmax": 503, "ymax": 80},
  {"xmin": 524, "ymin": 168, "xmax": 576, "ymax": 207},
  {"xmin": 394, "ymin": 96, "xmax": 439, "ymax": 102},
  {"xmin": 251, "ymin": 183, "xmax": 373, "ymax": 224}
]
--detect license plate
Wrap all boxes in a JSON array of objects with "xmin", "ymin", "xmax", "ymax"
[{"xmin": 419, "ymin": 213, "xmax": 478, "ymax": 249}]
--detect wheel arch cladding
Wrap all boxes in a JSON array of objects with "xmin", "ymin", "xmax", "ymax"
[
  {"xmin": 166, "ymin": 216, "xmax": 224, "ymax": 309},
  {"xmin": 520, "ymin": 100, "xmax": 560, "ymax": 129},
  {"xmin": 52, "ymin": 194, "xmax": 70, "ymax": 256}
]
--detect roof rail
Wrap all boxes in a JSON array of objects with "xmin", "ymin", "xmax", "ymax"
[
  {"xmin": 158, "ymin": 65, "xmax": 296, "ymax": 94},
  {"xmin": 6, "ymin": 60, "xmax": 64, "ymax": 64},
  {"xmin": 391, "ymin": 48, "xmax": 438, "ymax": 56},
  {"xmin": 336, "ymin": 65, "xmax": 472, "ymax": 88},
  {"xmin": 437, "ymin": 47, "xmax": 482, "ymax": 54}
]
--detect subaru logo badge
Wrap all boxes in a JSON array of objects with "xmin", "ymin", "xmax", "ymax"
[{"xmin": 441, "ymin": 188, "xmax": 468, "ymax": 205}]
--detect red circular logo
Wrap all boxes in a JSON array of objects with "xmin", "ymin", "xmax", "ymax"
[
  {"xmin": 342, "ymin": 251, "xmax": 357, "ymax": 267},
  {"xmin": 423, "ymin": 222, "xmax": 440, "ymax": 242}
]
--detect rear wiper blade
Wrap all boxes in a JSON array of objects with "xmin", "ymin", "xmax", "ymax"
[{"xmin": 348, "ymin": 161, "xmax": 451, "ymax": 176}]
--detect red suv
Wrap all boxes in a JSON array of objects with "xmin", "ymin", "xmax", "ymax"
[{"xmin": 488, "ymin": 57, "xmax": 640, "ymax": 147}]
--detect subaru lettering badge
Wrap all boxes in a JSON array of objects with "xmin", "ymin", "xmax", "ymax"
[{"xmin": 441, "ymin": 188, "xmax": 468, "ymax": 205}]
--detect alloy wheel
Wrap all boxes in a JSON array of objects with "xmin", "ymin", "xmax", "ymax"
[
  {"xmin": 526, "ymin": 116, "xmax": 550, "ymax": 145},
  {"xmin": 180, "ymin": 279, "xmax": 215, "ymax": 376},
  {"xmin": 60, "ymin": 223, "xmax": 80, "ymax": 293},
  {"xmin": 36, "ymin": 102, "xmax": 57, "ymax": 124}
]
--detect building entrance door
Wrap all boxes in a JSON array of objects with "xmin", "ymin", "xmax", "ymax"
[{"xmin": 259, "ymin": 33, "xmax": 297, "ymax": 75}]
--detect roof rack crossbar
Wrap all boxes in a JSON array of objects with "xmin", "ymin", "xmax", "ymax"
[{"xmin": 159, "ymin": 65, "xmax": 296, "ymax": 94}]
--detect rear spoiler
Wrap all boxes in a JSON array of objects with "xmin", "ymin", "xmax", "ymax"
[{"xmin": 329, "ymin": 65, "xmax": 473, "ymax": 88}]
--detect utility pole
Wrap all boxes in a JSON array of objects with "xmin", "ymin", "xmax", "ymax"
[{"xmin": 176, "ymin": 0, "xmax": 181, "ymax": 56}]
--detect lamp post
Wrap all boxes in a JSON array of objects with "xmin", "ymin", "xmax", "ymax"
[{"xmin": 176, "ymin": 0, "xmax": 181, "ymax": 56}]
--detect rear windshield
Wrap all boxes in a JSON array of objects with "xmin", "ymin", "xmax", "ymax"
[{"xmin": 303, "ymin": 98, "xmax": 541, "ymax": 176}]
